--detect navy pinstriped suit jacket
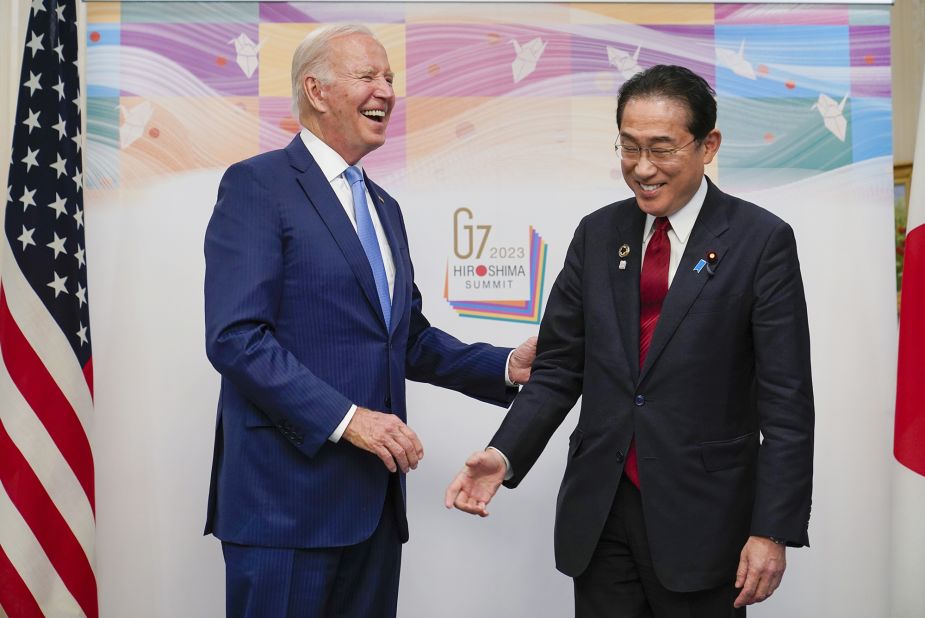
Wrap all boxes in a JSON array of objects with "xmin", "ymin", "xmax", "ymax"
[{"xmin": 203, "ymin": 136, "xmax": 516, "ymax": 549}]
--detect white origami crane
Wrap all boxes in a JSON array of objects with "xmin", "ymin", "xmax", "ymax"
[
  {"xmin": 811, "ymin": 93, "xmax": 849, "ymax": 141},
  {"xmin": 116, "ymin": 101, "xmax": 153, "ymax": 149},
  {"xmin": 228, "ymin": 33, "xmax": 263, "ymax": 78},
  {"xmin": 715, "ymin": 40, "xmax": 756, "ymax": 80},
  {"xmin": 606, "ymin": 45, "xmax": 642, "ymax": 80},
  {"xmin": 511, "ymin": 37, "xmax": 547, "ymax": 83}
]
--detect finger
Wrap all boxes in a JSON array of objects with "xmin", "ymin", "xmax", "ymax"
[
  {"xmin": 384, "ymin": 439, "xmax": 411, "ymax": 473},
  {"xmin": 735, "ymin": 555, "xmax": 748, "ymax": 588},
  {"xmin": 753, "ymin": 574, "xmax": 773, "ymax": 603},
  {"xmin": 444, "ymin": 477, "xmax": 463, "ymax": 509},
  {"xmin": 375, "ymin": 446, "xmax": 397, "ymax": 473},
  {"xmin": 397, "ymin": 423, "xmax": 424, "ymax": 460},
  {"xmin": 734, "ymin": 571, "xmax": 759, "ymax": 608},
  {"xmin": 453, "ymin": 492, "xmax": 483, "ymax": 516}
]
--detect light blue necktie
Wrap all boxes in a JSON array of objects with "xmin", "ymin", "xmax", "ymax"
[{"xmin": 344, "ymin": 165, "xmax": 391, "ymax": 328}]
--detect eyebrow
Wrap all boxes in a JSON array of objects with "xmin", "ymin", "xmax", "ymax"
[{"xmin": 619, "ymin": 131, "xmax": 676, "ymax": 144}]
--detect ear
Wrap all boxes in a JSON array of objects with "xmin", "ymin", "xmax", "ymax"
[
  {"xmin": 701, "ymin": 129, "xmax": 722, "ymax": 165},
  {"xmin": 303, "ymin": 75, "xmax": 328, "ymax": 113}
]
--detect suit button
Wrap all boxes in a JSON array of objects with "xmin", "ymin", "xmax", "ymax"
[
  {"xmin": 634, "ymin": 394, "xmax": 645, "ymax": 406},
  {"xmin": 616, "ymin": 451, "xmax": 625, "ymax": 463},
  {"xmin": 384, "ymin": 396, "xmax": 392, "ymax": 408}
]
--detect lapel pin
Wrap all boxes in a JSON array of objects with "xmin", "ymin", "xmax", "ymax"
[
  {"xmin": 693, "ymin": 259, "xmax": 707, "ymax": 273},
  {"xmin": 619, "ymin": 260, "xmax": 627, "ymax": 270},
  {"xmin": 618, "ymin": 244, "xmax": 630, "ymax": 258},
  {"xmin": 705, "ymin": 250, "xmax": 718, "ymax": 276}
]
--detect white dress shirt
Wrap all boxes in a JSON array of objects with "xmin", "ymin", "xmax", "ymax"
[{"xmin": 640, "ymin": 176, "xmax": 708, "ymax": 287}]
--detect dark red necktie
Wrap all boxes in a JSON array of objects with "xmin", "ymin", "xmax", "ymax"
[{"xmin": 626, "ymin": 216, "xmax": 671, "ymax": 488}]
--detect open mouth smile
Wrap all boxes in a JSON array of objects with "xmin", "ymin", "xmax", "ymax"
[{"xmin": 362, "ymin": 109, "xmax": 386, "ymax": 123}]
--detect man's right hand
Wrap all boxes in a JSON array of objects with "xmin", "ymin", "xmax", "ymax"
[
  {"xmin": 444, "ymin": 449, "xmax": 506, "ymax": 517},
  {"xmin": 342, "ymin": 407, "xmax": 424, "ymax": 473}
]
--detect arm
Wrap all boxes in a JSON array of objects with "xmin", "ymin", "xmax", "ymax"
[
  {"xmin": 735, "ymin": 220, "xmax": 814, "ymax": 606},
  {"xmin": 446, "ymin": 219, "xmax": 589, "ymax": 514}
]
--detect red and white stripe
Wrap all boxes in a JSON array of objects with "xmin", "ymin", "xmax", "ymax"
[{"xmin": 0, "ymin": 234, "xmax": 96, "ymax": 617}]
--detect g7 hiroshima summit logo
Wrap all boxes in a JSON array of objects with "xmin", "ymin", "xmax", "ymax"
[{"xmin": 443, "ymin": 208, "xmax": 548, "ymax": 324}]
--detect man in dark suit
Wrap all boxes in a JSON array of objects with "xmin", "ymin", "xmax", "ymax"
[
  {"xmin": 446, "ymin": 65, "xmax": 814, "ymax": 617},
  {"xmin": 204, "ymin": 24, "xmax": 535, "ymax": 617}
]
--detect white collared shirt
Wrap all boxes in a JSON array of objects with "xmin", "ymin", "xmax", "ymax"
[
  {"xmin": 641, "ymin": 176, "xmax": 708, "ymax": 287},
  {"xmin": 299, "ymin": 128, "xmax": 396, "ymax": 300}
]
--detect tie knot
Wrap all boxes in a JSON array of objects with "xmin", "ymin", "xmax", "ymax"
[
  {"xmin": 344, "ymin": 165, "xmax": 363, "ymax": 187},
  {"xmin": 654, "ymin": 217, "xmax": 671, "ymax": 232}
]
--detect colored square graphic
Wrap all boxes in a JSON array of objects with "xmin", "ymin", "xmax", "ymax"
[
  {"xmin": 714, "ymin": 25, "xmax": 850, "ymax": 100},
  {"xmin": 406, "ymin": 25, "xmax": 574, "ymax": 97},
  {"xmin": 119, "ymin": 23, "xmax": 260, "ymax": 97}
]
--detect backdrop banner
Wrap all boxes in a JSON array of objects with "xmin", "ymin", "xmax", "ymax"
[{"xmin": 84, "ymin": 3, "xmax": 897, "ymax": 616}]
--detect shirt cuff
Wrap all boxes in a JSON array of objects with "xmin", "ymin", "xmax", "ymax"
[
  {"xmin": 328, "ymin": 404, "xmax": 357, "ymax": 443},
  {"xmin": 487, "ymin": 446, "xmax": 514, "ymax": 481},
  {"xmin": 504, "ymin": 350, "xmax": 517, "ymax": 387}
]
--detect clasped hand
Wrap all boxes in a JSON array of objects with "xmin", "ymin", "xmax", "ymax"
[{"xmin": 342, "ymin": 407, "xmax": 423, "ymax": 473}]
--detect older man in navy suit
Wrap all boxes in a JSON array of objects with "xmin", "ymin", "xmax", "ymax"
[
  {"xmin": 447, "ymin": 65, "xmax": 814, "ymax": 617},
  {"xmin": 204, "ymin": 24, "xmax": 535, "ymax": 617}
]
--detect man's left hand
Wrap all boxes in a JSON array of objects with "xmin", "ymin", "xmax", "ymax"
[
  {"xmin": 734, "ymin": 536, "xmax": 786, "ymax": 608},
  {"xmin": 508, "ymin": 336, "xmax": 538, "ymax": 385}
]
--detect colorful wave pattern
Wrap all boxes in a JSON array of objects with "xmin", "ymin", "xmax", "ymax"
[
  {"xmin": 444, "ymin": 227, "xmax": 548, "ymax": 324},
  {"xmin": 84, "ymin": 2, "xmax": 892, "ymax": 192}
]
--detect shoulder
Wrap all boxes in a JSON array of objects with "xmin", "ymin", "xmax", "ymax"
[
  {"xmin": 710, "ymin": 182, "xmax": 788, "ymax": 232},
  {"xmin": 577, "ymin": 195, "xmax": 638, "ymax": 230}
]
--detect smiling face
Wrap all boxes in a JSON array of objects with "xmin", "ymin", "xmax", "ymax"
[
  {"xmin": 302, "ymin": 33, "xmax": 395, "ymax": 164},
  {"xmin": 618, "ymin": 96, "xmax": 721, "ymax": 218}
]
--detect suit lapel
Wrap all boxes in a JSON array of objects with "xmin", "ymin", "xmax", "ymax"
[
  {"xmin": 286, "ymin": 137, "xmax": 386, "ymax": 329},
  {"xmin": 365, "ymin": 174, "xmax": 407, "ymax": 337},
  {"xmin": 609, "ymin": 204, "xmax": 647, "ymax": 384},
  {"xmin": 638, "ymin": 179, "xmax": 730, "ymax": 383}
]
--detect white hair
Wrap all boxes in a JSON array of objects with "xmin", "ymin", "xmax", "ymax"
[{"xmin": 290, "ymin": 24, "xmax": 376, "ymax": 119}]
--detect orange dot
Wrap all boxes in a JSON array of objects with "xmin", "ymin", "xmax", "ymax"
[
  {"xmin": 427, "ymin": 64, "xmax": 440, "ymax": 77},
  {"xmin": 763, "ymin": 132, "xmax": 774, "ymax": 143},
  {"xmin": 486, "ymin": 33, "xmax": 501, "ymax": 45},
  {"xmin": 864, "ymin": 54, "xmax": 875, "ymax": 65},
  {"xmin": 89, "ymin": 32, "xmax": 101, "ymax": 43},
  {"xmin": 757, "ymin": 64, "xmax": 769, "ymax": 76},
  {"xmin": 279, "ymin": 117, "xmax": 300, "ymax": 133},
  {"xmin": 148, "ymin": 127, "xmax": 159, "ymax": 138},
  {"xmin": 216, "ymin": 56, "xmax": 227, "ymax": 66},
  {"xmin": 785, "ymin": 80, "xmax": 796, "ymax": 90},
  {"xmin": 455, "ymin": 121, "xmax": 475, "ymax": 139}
]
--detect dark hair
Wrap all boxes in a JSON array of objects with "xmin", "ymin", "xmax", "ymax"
[{"xmin": 616, "ymin": 65, "xmax": 717, "ymax": 141}]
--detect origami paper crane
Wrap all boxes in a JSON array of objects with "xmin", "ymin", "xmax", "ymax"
[
  {"xmin": 606, "ymin": 45, "xmax": 642, "ymax": 80},
  {"xmin": 511, "ymin": 37, "xmax": 547, "ymax": 83},
  {"xmin": 811, "ymin": 93, "xmax": 849, "ymax": 141},
  {"xmin": 116, "ymin": 100, "xmax": 153, "ymax": 149},
  {"xmin": 228, "ymin": 33, "xmax": 263, "ymax": 78},
  {"xmin": 715, "ymin": 40, "xmax": 756, "ymax": 80}
]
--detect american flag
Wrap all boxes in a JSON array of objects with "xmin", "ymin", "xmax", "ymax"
[{"xmin": 0, "ymin": 0, "xmax": 96, "ymax": 616}]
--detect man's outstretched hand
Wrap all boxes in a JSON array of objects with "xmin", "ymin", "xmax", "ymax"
[{"xmin": 444, "ymin": 449, "xmax": 507, "ymax": 517}]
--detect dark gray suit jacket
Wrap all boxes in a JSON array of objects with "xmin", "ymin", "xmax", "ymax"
[{"xmin": 490, "ymin": 177, "xmax": 814, "ymax": 593}]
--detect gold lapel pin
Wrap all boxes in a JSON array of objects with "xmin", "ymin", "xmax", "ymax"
[
  {"xmin": 706, "ymin": 250, "xmax": 718, "ymax": 264},
  {"xmin": 618, "ymin": 244, "xmax": 630, "ymax": 258}
]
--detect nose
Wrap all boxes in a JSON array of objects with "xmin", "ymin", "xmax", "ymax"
[
  {"xmin": 374, "ymin": 76, "xmax": 395, "ymax": 100},
  {"xmin": 633, "ymin": 153, "xmax": 657, "ymax": 177}
]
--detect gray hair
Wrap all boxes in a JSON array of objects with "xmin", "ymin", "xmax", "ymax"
[{"xmin": 290, "ymin": 24, "xmax": 376, "ymax": 119}]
